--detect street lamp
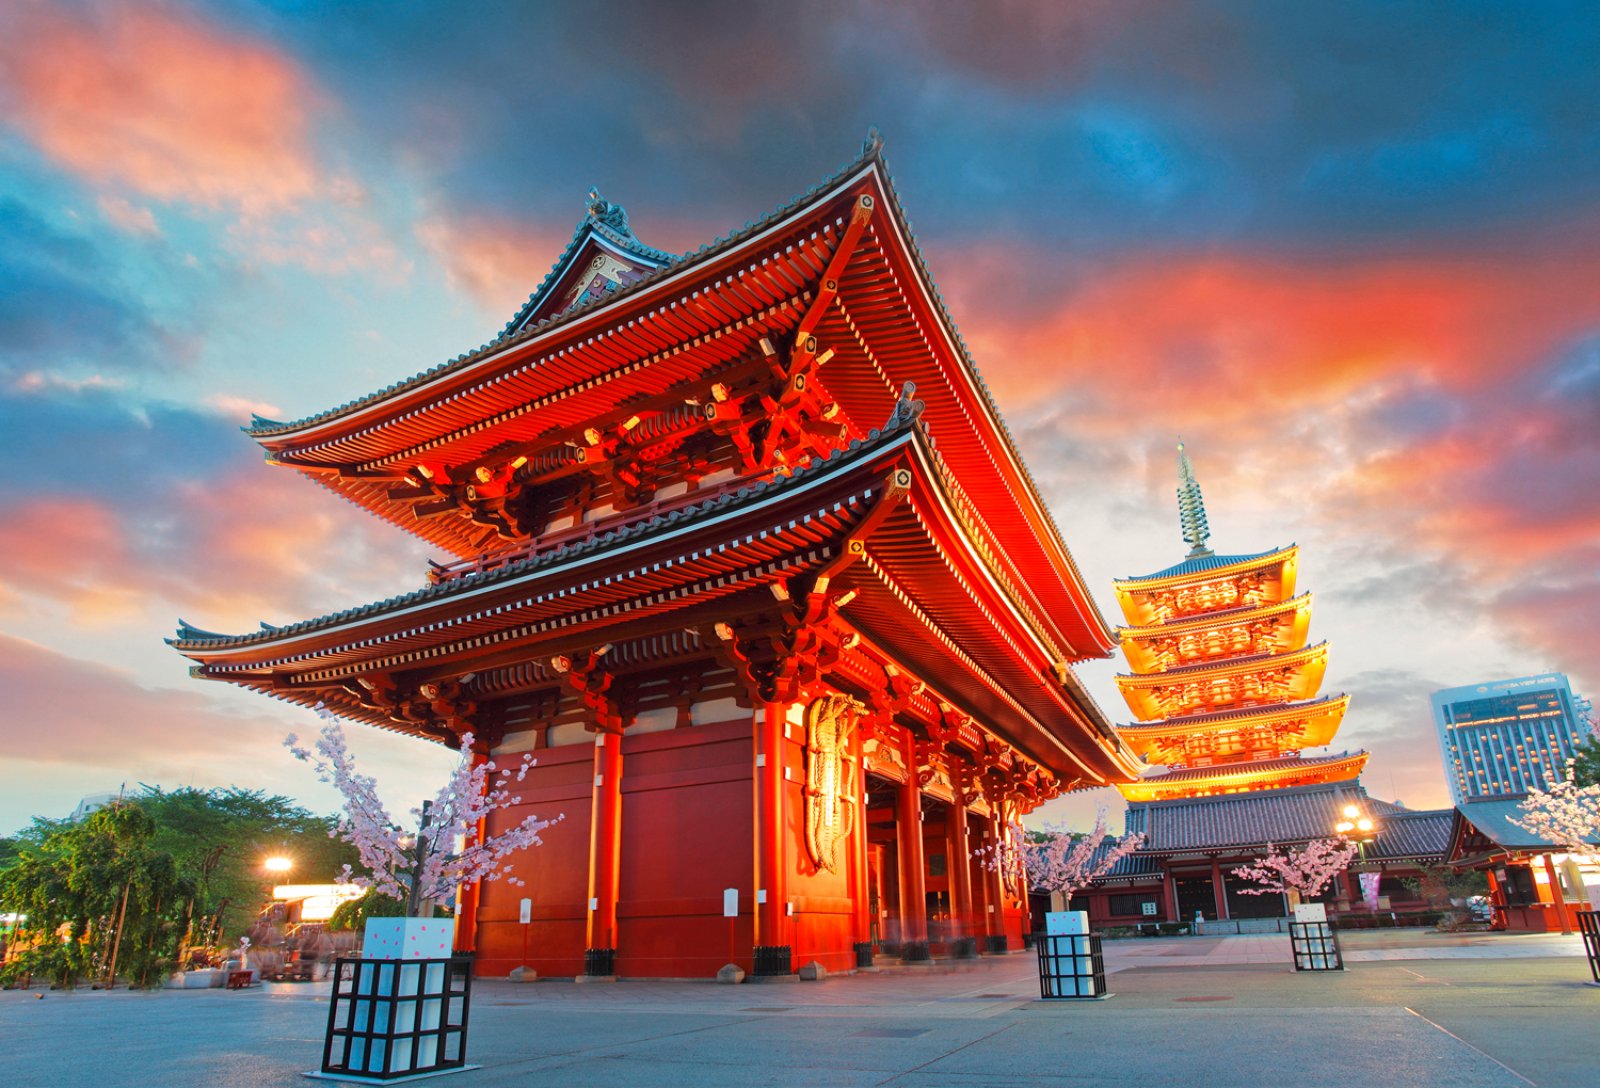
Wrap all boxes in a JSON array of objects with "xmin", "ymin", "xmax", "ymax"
[
  {"xmin": 264, "ymin": 855, "xmax": 293, "ymax": 874},
  {"xmin": 1334, "ymin": 804, "xmax": 1377, "ymax": 861}
]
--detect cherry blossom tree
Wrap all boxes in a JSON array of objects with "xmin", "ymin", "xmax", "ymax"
[
  {"xmin": 977, "ymin": 808, "xmax": 1145, "ymax": 903},
  {"xmin": 286, "ymin": 707, "xmax": 560, "ymax": 917},
  {"xmin": 1510, "ymin": 767, "xmax": 1600, "ymax": 852},
  {"xmin": 1231, "ymin": 838, "xmax": 1357, "ymax": 904}
]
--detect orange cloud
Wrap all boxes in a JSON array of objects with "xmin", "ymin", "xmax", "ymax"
[
  {"xmin": 0, "ymin": 4, "xmax": 317, "ymax": 212},
  {"xmin": 97, "ymin": 193, "xmax": 159, "ymax": 236},
  {"xmin": 0, "ymin": 469, "xmax": 427, "ymax": 632},
  {"xmin": 947, "ymin": 244, "xmax": 1600, "ymax": 433},
  {"xmin": 0, "ymin": 498, "xmax": 145, "ymax": 624},
  {"xmin": 0, "ymin": 632, "xmax": 456, "ymax": 833},
  {"xmin": 1334, "ymin": 429, "xmax": 1600, "ymax": 567},
  {"xmin": 416, "ymin": 214, "xmax": 570, "ymax": 313}
]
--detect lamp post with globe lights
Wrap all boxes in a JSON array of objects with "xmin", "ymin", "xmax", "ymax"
[
  {"xmin": 1334, "ymin": 805, "xmax": 1377, "ymax": 861},
  {"xmin": 1335, "ymin": 804, "xmax": 1379, "ymax": 912}
]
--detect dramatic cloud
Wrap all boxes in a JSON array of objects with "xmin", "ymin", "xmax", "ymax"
[
  {"xmin": 2, "ymin": 1, "xmax": 1597, "ymax": 833},
  {"xmin": 0, "ymin": 632, "xmax": 454, "ymax": 833},
  {"xmin": 943, "ymin": 241, "xmax": 1600, "ymax": 427},
  {"xmin": 0, "ymin": 198, "xmax": 192, "ymax": 373},
  {"xmin": 415, "ymin": 214, "xmax": 569, "ymax": 314},
  {"xmin": 0, "ymin": 383, "xmax": 429, "ymax": 632},
  {"xmin": 0, "ymin": 3, "xmax": 318, "ymax": 213}
]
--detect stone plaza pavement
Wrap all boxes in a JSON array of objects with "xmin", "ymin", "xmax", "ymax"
[{"xmin": 1, "ymin": 931, "xmax": 1594, "ymax": 1088}]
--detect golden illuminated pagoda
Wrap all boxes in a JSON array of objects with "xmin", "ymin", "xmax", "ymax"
[{"xmin": 1112, "ymin": 444, "xmax": 1365, "ymax": 803}]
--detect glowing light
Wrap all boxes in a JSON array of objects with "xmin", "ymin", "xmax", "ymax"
[{"xmin": 264, "ymin": 855, "xmax": 292, "ymax": 873}]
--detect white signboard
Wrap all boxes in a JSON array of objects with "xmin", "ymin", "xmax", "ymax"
[
  {"xmin": 723, "ymin": 888, "xmax": 739, "ymax": 918},
  {"xmin": 519, "ymin": 897, "xmax": 532, "ymax": 925},
  {"xmin": 1293, "ymin": 902, "xmax": 1328, "ymax": 923},
  {"xmin": 1141, "ymin": 902, "xmax": 1158, "ymax": 916}
]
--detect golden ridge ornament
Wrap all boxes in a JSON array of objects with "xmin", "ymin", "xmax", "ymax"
[{"xmin": 804, "ymin": 693, "xmax": 860, "ymax": 873}]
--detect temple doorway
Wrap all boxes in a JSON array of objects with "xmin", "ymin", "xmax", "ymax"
[{"xmin": 1176, "ymin": 876, "xmax": 1218, "ymax": 921}]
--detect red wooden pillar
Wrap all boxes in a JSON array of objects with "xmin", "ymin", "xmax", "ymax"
[
  {"xmin": 850, "ymin": 729, "xmax": 871, "ymax": 950},
  {"xmin": 896, "ymin": 731, "xmax": 928, "ymax": 955},
  {"xmin": 756, "ymin": 701, "xmax": 789, "ymax": 959},
  {"xmin": 1210, "ymin": 856, "xmax": 1229, "ymax": 920},
  {"xmin": 453, "ymin": 750, "xmax": 488, "ymax": 953},
  {"xmin": 985, "ymin": 813, "xmax": 1008, "ymax": 946},
  {"xmin": 1542, "ymin": 854, "xmax": 1573, "ymax": 934},
  {"xmin": 584, "ymin": 730, "xmax": 623, "ymax": 968},
  {"xmin": 947, "ymin": 794, "xmax": 974, "ymax": 944},
  {"xmin": 1162, "ymin": 868, "xmax": 1177, "ymax": 924},
  {"xmin": 1485, "ymin": 867, "xmax": 1506, "ymax": 929}
]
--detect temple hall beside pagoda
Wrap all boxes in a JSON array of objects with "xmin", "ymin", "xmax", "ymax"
[
  {"xmin": 1074, "ymin": 445, "xmax": 1451, "ymax": 928},
  {"xmin": 170, "ymin": 135, "xmax": 1145, "ymax": 979}
]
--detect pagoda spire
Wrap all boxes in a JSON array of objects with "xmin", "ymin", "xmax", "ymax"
[{"xmin": 1176, "ymin": 439, "xmax": 1212, "ymax": 557}]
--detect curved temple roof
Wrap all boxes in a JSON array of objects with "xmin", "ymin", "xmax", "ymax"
[{"xmin": 234, "ymin": 133, "xmax": 1117, "ymax": 664}]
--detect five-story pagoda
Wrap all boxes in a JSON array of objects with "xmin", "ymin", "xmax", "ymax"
[
  {"xmin": 169, "ymin": 136, "xmax": 1141, "ymax": 980},
  {"xmin": 1112, "ymin": 444, "xmax": 1365, "ymax": 802}
]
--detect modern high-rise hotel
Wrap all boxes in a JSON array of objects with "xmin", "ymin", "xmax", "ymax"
[{"xmin": 1431, "ymin": 674, "xmax": 1592, "ymax": 805}]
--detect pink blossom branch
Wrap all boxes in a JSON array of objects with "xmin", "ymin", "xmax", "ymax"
[
  {"xmin": 1511, "ymin": 761, "xmax": 1600, "ymax": 853},
  {"xmin": 1231, "ymin": 838, "xmax": 1356, "ymax": 899},
  {"xmin": 975, "ymin": 807, "xmax": 1146, "ymax": 901},
  {"xmin": 286, "ymin": 709, "xmax": 562, "ymax": 914}
]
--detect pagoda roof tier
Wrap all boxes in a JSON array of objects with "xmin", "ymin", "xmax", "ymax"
[
  {"xmin": 1115, "ymin": 693, "xmax": 1350, "ymax": 763},
  {"xmin": 1115, "ymin": 641, "xmax": 1330, "ymax": 721},
  {"xmin": 172, "ymin": 416, "xmax": 1139, "ymax": 786},
  {"xmin": 1118, "ymin": 751, "xmax": 1368, "ymax": 803},
  {"xmin": 239, "ymin": 135, "xmax": 1114, "ymax": 663},
  {"xmin": 1113, "ymin": 545, "xmax": 1299, "ymax": 627},
  {"xmin": 1117, "ymin": 592, "xmax": 1315, "ymax": 674}
]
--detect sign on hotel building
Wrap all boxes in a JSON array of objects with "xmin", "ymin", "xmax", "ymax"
[{"xmin": 170, "ymin": 136, "xmax": 1142, "ymax": 978}]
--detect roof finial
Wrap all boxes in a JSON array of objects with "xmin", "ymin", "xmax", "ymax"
[
  {"xmin": 586, "ymin": 187, "xmax": 631, "ymax": 235},
  {"xmin": 1175, "ymin": 438, "xmax": 1212, "ymax": 558}
]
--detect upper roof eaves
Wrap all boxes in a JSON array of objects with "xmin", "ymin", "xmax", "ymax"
[
  {"xmin": 244, "ymin": 135, "xmax": 888, "ymax": 441},
  {"xmin": 173, "ymin": 405, "xmax": 921, "ymax": 652},
  {"xmin": 1117, "ymin": 545, "xmax": 1294, "ymax": 584}
]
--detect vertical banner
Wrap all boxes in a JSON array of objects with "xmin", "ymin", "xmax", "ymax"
[{"xmin": 1359, "ymin": 871, "xmax": 1381, "ymax": 911}]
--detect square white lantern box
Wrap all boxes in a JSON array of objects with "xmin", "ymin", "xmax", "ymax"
[
  {"xmin": 1291, "ymin": 902, "xmax": 1337, "ymax": 970},
  {"xmin": 348, "ymin": 918, "xmax": 458, "ymax": 1074},
  {"xmin": 1044, "ymin": 910, "xmax": 1089, "ymax": 935},
  {"xmin": 362, "ymin": 917, "xmax": 455, "ymax": 959},
  {"xmin": 1041, "ymin": 911, "xmax": 1099, "ymax": 997}
]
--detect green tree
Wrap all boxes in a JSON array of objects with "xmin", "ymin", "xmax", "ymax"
[
  {"xmin": 1569, "ymin": 733, "xmax": 1600, "ymax": 789},
  {"xmin": 133, "ymin": 787, "xmax": 359, "ymax": 945},
  {"xmin": 0, "ymin": 802, "xmax": 193, "ymax": 989}
]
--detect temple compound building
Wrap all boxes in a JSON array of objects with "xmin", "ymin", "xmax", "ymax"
[
  {"xmin": 170, "ymin": 136, "xmax": 1144, "ymax": 978},
  {"xmin": 1076, "ymin": 446, "xmax": 1450, "ymax": 928}
]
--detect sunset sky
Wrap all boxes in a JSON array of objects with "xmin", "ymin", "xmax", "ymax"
[{"xmin": 1, "ymin": 1, "xmax": 1596, "ymax": 837}]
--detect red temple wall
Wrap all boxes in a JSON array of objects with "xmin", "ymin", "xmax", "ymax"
[
  {"xmin": 474, "ymin": 741, "xmax": 594, "ymax": 977},
  {"xmin": 469, "ymin": 693, "xmax": 1017, "ymax": 977},
  {"xmin": 616, "ymin": 719, "xmax": 754, "ymax": 977}
]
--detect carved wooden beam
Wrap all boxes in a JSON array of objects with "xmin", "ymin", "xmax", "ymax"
[{"xmin": 550, "ymin": 647, "xmax": 625, "ymax": 734}]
